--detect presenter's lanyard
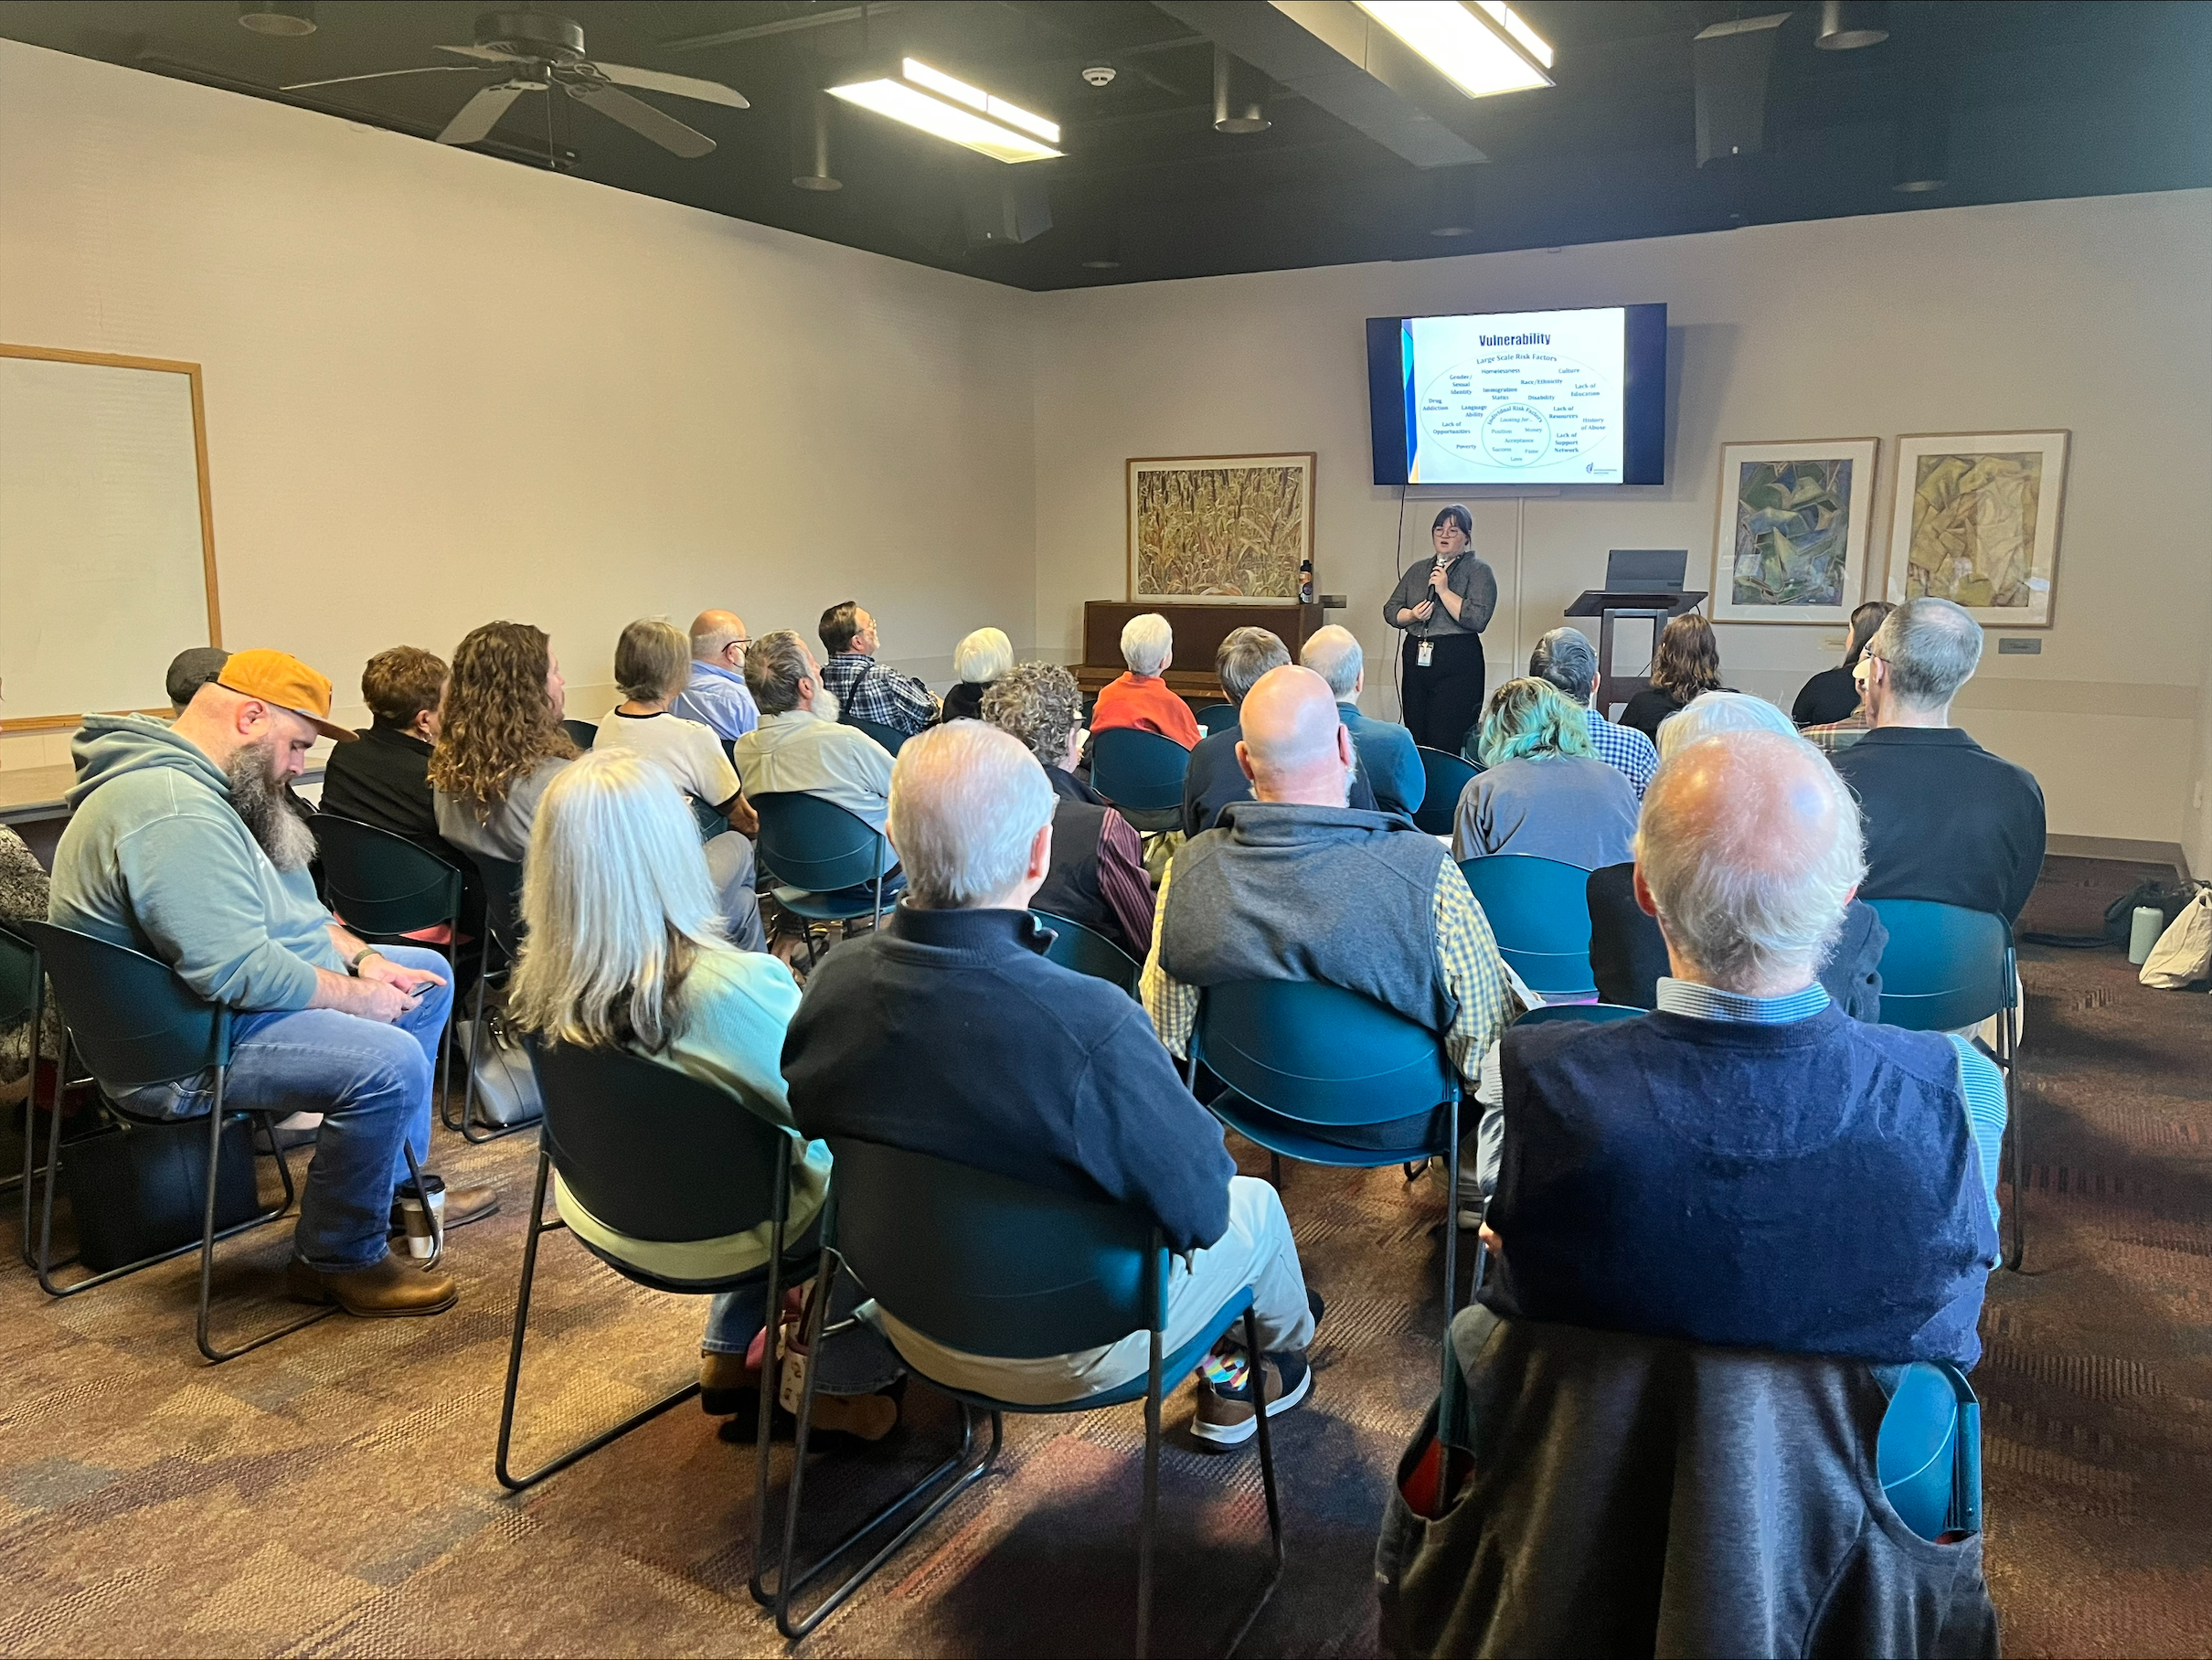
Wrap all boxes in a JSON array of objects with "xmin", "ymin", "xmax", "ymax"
[{"xmin": 1417, "ymin": 553, "xmax": 1455, "ymax": 668}]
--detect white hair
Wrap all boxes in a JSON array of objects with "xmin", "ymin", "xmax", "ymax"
[
  {"xmin": 1873, "ymin": 597, "xmax": 1983, "ymax": 708},
  {"xmin": 508, "ymin": 748, "xmax": 733, "ymax": 1051},
  {"xmin": 1120, "ymin": 612, "xmax": 1173, "ymax": 676},
  {"xmin": 1655, "ymin": 690, "xmax": 1798, "ymax": 761},
  {"xmin": 1299, "ymin": 625, "xmax": 1364, "ymax": 699},
  {"xmin": 1635, "ymin": 729, "xmax": 1866, "ymax": 991},
  {"xmin": 952, "ymin": 626, "xmax": 1014, "ymax": 686},
  {"xmin": 888, "ymin": 722, "xmax": 1056, "ymax": 909}
]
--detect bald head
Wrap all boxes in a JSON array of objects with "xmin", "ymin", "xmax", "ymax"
[
  {"xmin": 1634, "ymin": 730, "xmax": 1865, "ymax": 995},
  {"xmin": 689, "ymin": 610, "xmax": 748, "ymax": 666},
  {"xmin": 1236, "ymin": 665, "xmax": 1355, "ymax": 807},
  {"xmin": 888, "ymin": 721, "xmax": 1057, "ymax": 909}
]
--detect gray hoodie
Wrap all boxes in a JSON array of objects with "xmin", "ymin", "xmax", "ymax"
[{"xmin": 48, "ymin": 715, "xmax": 344, "ymax": 1011}]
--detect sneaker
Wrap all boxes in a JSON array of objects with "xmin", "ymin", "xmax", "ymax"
[{"xmin": 1192, "ymin": 1350, "xmax": 1312, "ymax": 1450}]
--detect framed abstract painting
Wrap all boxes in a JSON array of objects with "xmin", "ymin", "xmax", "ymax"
[
  {"xmin": 1127, "ymin": 452, "xmax": 1313, "ymax": 605},
  {"xmin": 1884, "ymin": 431, "xmax": 2069, "ymax": 627},
  {"xmin": 1709, "ymin": 438, "xmax": 1880, "ymax": 625}
]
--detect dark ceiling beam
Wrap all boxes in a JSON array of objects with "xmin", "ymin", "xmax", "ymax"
[{"xmin": 658, "ymin": 3, "xmax": 919, "ymax": 54}]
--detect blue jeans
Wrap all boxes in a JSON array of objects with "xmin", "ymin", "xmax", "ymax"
[{"xmin": 124, "ymin": 946, "xmax": 454, "ymax": 1272}]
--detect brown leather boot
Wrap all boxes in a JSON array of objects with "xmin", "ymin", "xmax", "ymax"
[{"xmin": 287, "ymin": 1253, "xmax": 458, "ymax": 1316}]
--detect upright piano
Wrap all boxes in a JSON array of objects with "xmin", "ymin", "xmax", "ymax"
[{"xmin": 1077, "ymin": 601, "xmax": 1328, "ymax": 714}]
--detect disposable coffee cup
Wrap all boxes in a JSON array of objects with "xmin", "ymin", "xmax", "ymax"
[
  {"xmin": 399, "ymin": 1187, "xmax": 446, "ymax": 1258},
  {"xmin": 2129, "ymin": 905, "xmax": 2164, "ymax": 966}
]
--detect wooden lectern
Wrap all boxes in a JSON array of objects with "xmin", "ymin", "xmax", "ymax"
[
  {"xmin": 1564, "ymin": 589, "xmax": 1707, "ymax": 711},
  {"xmin": 1079, "ymin": 601, "xmax": 1326, "ymax": 714}
]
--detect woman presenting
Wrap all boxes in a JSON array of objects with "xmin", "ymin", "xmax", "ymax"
[{"xmin": 1385, "ymin": 504, "xmax": 1498, "ymax": 753}]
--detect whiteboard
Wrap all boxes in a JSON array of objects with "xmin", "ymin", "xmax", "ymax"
[{"xmin": 0, "ymin": 346, "xmax": 221, "ymax": 730}]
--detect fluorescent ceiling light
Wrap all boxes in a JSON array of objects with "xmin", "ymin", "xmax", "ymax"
[
  {"xmin": 827, "ymin": 59, "xmax": 1063, "ymax": 163},
  {"xmin": 1355, "ymin": 0, "xmax": 1555, "ymax": 98}
]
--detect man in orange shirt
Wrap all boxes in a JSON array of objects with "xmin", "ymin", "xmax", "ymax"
[{"xmin": 1090, "ymin": 612, "xmax": 1200, "ymax": 749}]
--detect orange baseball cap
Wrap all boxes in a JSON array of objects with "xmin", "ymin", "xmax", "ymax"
[{"xmin": 217, "ymin": 648, "xmax": 358, "ymax": 742}]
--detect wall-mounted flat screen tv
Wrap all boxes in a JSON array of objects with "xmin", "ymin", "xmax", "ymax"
[{"xmin": 1366, "ymin": 303, "xmax": 1667, "ymax": 485}]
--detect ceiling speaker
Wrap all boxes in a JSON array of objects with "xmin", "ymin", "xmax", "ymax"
[{"xmin": 1693, "ymin": 13, "xmax": 1790, "ymax": 167}]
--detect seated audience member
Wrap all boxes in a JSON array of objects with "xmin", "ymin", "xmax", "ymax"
[
  {"xmin": 783, "ymin": 722, "xmax": 1319, "ymax": 1444},
  {"xmin": 1183, "ymin": 629, "xmax": 1377, "ymax": 836},
  {"xmin": 1527, "ymin": 626, "xmax": 1656, "ymax": 800},
  {"xmin": 48, "ymin": 650, "xmax": 493, "ymax": 1316},
  {"xmin": 1145, "ymin": 666, "xmax": 1510, "ymax": 1153},
  {"xmin": 670, "ymin": 609, "xmax": 758, "ymax": 741},
  {"xmin": 1801, "ymin": 702, "xmax": 1874, "ymax": 755},
  {"xmin": 1480, "ymin": 729, "xmax": 2004, "ymax": 1365},
  {"xmin": 1832, "ymin": 597, "xmax": 2046, "ymax": 925},
  {"xmin": 982, "ymin": 662, "xmax": 1155, "ymax": 958},
  {"xmin": 1618, "ymin": 612, "xmax": 1726, "ymax": 742},
  {"xmin": 1792, "ymin": 600, "xmax": 1893, "ymax": 728},
  {"xmin": 730, "ymin": 631, "xmax": 894, "ymax": 833},
  {"xmin": 1300, "ymin": 625, "xmax": 1424, "ymax": 818},
  {"xmin": 941, "ymin": 627, "xmax": 1013, "ymax": 725},
  {"xmin": 319, "ymin": 646, "xmax": 451, "ymax": 850},
  {"xmin": 817, "ymin": 601, "xmax": 939, "ymax": 737},
  {"xmin": 1452, "ymin": 678, "xmax": 1639, "ymax": 869},
  {"xmin": 165, "ymin": 646, "xmax": 230, "ymax": 717},
  {"xmin": 431, "ymin": 622, "xmax": 579, "ymax": 867},
  {"xmin": 592, "ymin": 619, "xmax": 765, "ymax": 952},
  {"xmin": 506, "ymin": 749, "xmax": 894, "ymax": 1438},
  {"xmin": 1091, "ymin": 612, "xmax": 1201, "ymax": 750},
  {"xmin": 1586, "ymin": 693, "xmax": 1887, "ymax": 1018}
]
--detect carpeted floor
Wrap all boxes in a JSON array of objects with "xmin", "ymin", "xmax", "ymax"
[{"xmin": 0, "ymin": 857, "xmax": 2205, "ymax": 1657}]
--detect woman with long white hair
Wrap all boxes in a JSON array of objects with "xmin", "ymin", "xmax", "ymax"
[
  {"xmin": 508, "ymin": 749, "xmax": 893, "ymax": 1436},
  {"xmin": 939, "ymin": 625, "xmax": 1014, "ymax": 725}
]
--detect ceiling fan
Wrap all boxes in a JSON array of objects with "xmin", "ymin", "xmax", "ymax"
[{"xmin": 282, "ymin": 10, "xmax": 748, "ymax": 158}]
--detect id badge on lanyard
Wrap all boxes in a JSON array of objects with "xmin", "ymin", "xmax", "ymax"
[{"xmin": 1417, "ymin": 639, "xmax": 1434, "ymax": 669}]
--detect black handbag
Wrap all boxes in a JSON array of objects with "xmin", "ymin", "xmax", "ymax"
[{"xmin": 58, "ymin": 1113, "xmax": 261, "ymax": 1272}]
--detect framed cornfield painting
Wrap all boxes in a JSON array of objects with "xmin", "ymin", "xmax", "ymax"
[
  {"xmin": 1127, "ymin": 453, "xmax": 1314, "ymax": 606},
  {"xmin": 1884, "ymin": 431, "xmax": 2069, "ymax": 627},
  {"xmin": 1709, "ymin": 438, "xmax": 1880, "ymax": 625}
]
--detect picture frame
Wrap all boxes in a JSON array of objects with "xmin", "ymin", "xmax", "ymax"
[
  {"xmin": 1708, "ymin": 438, "xmax": 1880, "ymax": 625},
  {"xmin": 1126, "ymin": 452, "xmax": 1313, "ymax": 606},
  {"xmin": 1883, "ymin": 430, "xmax": 2069, "ymax": 628}
]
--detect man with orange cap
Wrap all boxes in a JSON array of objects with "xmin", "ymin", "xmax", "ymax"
[{"xmin": 48, "ymin": 649, "xmax": 493, "ymax": 1318}]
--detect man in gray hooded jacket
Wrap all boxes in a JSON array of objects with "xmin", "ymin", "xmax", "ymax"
[{"xmin": 48, "ymin": 649, "xmax": 487, "ymax": 1316}]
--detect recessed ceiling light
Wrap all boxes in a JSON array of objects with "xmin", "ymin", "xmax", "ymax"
[
  {"xmin": 239, "ymin": 0, "xmax": 316, "ymax": 37},
  {"xmin": 827, "ymin": 58, "xmax": 1063, "ymax": 162},
  {"xmin": 1080, "ymin": 257, "xmax": 1122, "ymax": 269},
  {"xmin": 1817, "ymin": 0, "xmax": 1889, "ymax": 50},
  {"xmin": 1430, "ymin": 225, "xmax": 1475, "ymax": 238},
  {"xmin": 1353, "ymin": 1, "xmax": 1555, "ymax": 99}
]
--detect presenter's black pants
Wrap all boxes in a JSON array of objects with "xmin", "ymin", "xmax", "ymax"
[{"xmin": 1400, "ymin": 632, "xmax": 1486, "ymax": 756}]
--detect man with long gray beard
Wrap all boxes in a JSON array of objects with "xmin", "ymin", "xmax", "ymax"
[{"xmin": 48, "ymin": 649, "xmax": 492, "ymax": 1316}]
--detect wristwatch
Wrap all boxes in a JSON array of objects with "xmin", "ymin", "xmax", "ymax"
[{"xmin": 347, "ymin": 945, "xmax": 384, "ymax": 973}]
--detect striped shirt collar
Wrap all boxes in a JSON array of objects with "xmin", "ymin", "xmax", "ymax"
[{"xmin": 1655, "ymin": 977, "xmax": 1830, "ymax": 1025}]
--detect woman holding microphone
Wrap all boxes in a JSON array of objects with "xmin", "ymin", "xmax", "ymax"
[{"xmin": 1385, "ymin": 504, "xmax": 1498, "ymax": 753}]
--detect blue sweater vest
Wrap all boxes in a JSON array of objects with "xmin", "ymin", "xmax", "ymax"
[{"xmin": 1482, "ymin": 1003, "xmax": 1996, "ymax": 1366}]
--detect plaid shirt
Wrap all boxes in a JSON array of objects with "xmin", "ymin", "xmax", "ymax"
[
  {"xmin": 818, "ymin": 651, "xmax": 938, "ymax": 736},
  {"xmin": 1587, "ymin": 708, "xmax": 1658, "ymax": 800},
  {"xmin": 1142, "ymin": 855, "xmax": 1509, "ymax": 1091},
  {"xmin": 1801, "ymin": 707, "xmax": 1874, "ymax": 755}
]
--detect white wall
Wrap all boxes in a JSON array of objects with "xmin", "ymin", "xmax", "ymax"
[
  {"xmin": 0, "ymin": 38, "xmax": 1035, "ymax": 764},
  {"xmin": 1032, "ymin": 193, "xmax": 2212, "ymax": 853}
]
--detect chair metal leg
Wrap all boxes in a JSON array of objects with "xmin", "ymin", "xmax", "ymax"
[
  {"xmin": 444, "ymin": 951, "xmax": 489, "ymax": 1134},
  {"xmin": 764, "ymin": 1246, "xmax": 1002, "ymax": 1639},
  {"xmin": 1137, "ymin": 1325, "xmax": 1162, "ymax": 1659},
  {"xmin": 1442, "ymin": 1103, "xmax": 1462, "ymax": 1322},
  {"xmin": 197, "ymin": 1071, "xmax": 337, "ymax": 1364},
  {"xmin": 1267, "ymin": 1152, "xmax": 1282, "ymax": 1191},
  {"xmin": 2000, "ymin": 1001, "xmax": 2024, "ymax": 1272},
  {"xmin": 1222, "ymin": 1305, "xmax": 1286, "ymax": 1659},
  {"xmin": 750, "ymin": 1144, "xmax": 793, "ymax": 1598},
  {"xmin": 495, "ymin": 1143, "xmax": 704, "ymax": 1490}
]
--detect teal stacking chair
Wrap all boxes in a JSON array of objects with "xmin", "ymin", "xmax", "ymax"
[
  {"xmin": 1033, "ymin": 910, "xmax": 1142, "ymax": 997},
  {"xmin": 759, "ymin": 1139, "xmax": 1283, "ymax": 1655},
  {"xmin": 449, "ymin": 848, "xmax": 534, "ymax": 1142},
  {"xmin": 3, "ymin": 922, "xmax": 60, "ymax": 1252},
  {"xmin": 843, "ymin": 715, "xmax": 909, "ymax": 756},
  {"xmin": 559, "ymin": 718, "xmax": 597, "ymax": 750},
  {"xmin": 1090, "ymin": 728, "xmax": 1192, "ymax": 835},
  {"xmin": 1459, "ymin": 856, "xmax": 1598, "ymax": 999},
  {"xmin": 1189, "ymin": 980, "xmax": 1464, "ymax": 1318},
  {"xmin": 1878, "ymin": 1360, "xmax": 1983, "ymax": 1542},
  {"xmin": 14, "ymin": 920, "xmax": 441, "ymax": 1361},
  {"xmin": 1195, "ymin": 702, "xmax": 1239, "ymax": 736},
  {"xmin": 1511, "ymin": 1002, "xmax": 1644, "ymax": 1029},
  {"xmin": 751, "ymin": 792, "xmax": 904, "ymax": 968},
  {"xmin": 1866, "ymin": 899, "xmax": 2024, "ymax": 1270},
  {"xmin": 1411, "ymin": 747, "xmax": 1477, "ymax": 837}
]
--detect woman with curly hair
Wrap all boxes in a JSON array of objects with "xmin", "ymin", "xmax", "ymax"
[
  {"xmin": 430, "ymin": 621, "xmax": 578, "ymax": 865},
  {"xmin": 1619, "ymin": 612, "xmax": 1728, "ymax": 742},
  {"xmin": 1452, "ymin": 676, "xmax": 1640, "ymax": 869}
]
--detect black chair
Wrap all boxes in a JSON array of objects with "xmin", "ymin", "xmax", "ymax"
[
  {"xmin": 560, "ymin": 718, "xmax": 597, "ymax": 750},
  {"xmin": 843, "ymin": 714, "xmax": 909, "ymax": 756},
  {"xmin": 310, "ymin": 814, "xmax": 463, "ymax": 1119},
  {"xmin": 760, "ymin": 1138, "xmax": 1282, "ymax": 1654},
  {"xmin": 498, "ymin": 1040, "xmax": 816, "ymax": 1496},
  {"xmin": 1410, "ymin": 747, "xmax": 1478, "ymax": 837},
  {"xmin": 449, "ymin": 848, "xmax": 534, "ymax": 1143},
  {"xmin": 1195, "ymin": 702, "xmax": 1238, "ymax": 736},
  {"xmin": 2, "ymin": 921, "xmax": 58, "ymax": 1248},
  {"xmin": 13, "ymin": 920, "xmax": 440, "ymax": 1361},
  {"xmin": 751, "ymin": 793, "xmax": 904, "ymax": 969},
  {"xmin": 1032, "ymin": 910, "xmax": 1142, "ymax": 997},
  {"xmin": 1090, "ymin": 728, "xmax": 1191, "ymax": 836}
]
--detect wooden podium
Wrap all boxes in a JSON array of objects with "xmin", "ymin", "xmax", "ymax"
[
  {"xmin": 1564, "ymin": 589, "xmax": 1707, "ymax": 709},
  {"xmin": 1079, "ymin": 601, "xmax": 1326, "ymax": 713}
]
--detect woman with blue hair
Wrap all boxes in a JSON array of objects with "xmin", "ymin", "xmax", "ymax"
[{"xmin": 1451, "ymin": 677, "xmax": 1640, "ymax": 868}]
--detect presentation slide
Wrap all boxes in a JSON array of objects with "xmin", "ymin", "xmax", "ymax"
[{"xmin": 1405, "ymin": 307, "xmax": 1627, "ymax": 484}]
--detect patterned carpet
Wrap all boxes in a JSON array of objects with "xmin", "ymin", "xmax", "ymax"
[{"xmin": 0, "ymin": 857, "xmax": 2205, "ymax": 1657}]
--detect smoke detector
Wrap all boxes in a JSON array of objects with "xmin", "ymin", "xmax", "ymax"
[{"xmin": 1081, "ymin": 65, "xmax": 1117, "ymax": 88}]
